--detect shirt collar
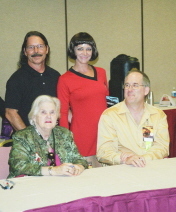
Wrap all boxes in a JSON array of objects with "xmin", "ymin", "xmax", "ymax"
[
  {"xmin": 116, "ymin": 101, "xmax": 157, "ymax": 116},
  {"xmin": 143, "ymin": 102, "xmax": 158, "ymax": 115},
  {"xmin": 23, "ymin": 64, "xmax": 50, "ymax": 76}
]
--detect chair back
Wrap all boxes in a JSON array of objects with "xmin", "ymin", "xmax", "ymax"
[{"xmin": 0, "ymin": 147, "xmax": 11, "ymax": 179}]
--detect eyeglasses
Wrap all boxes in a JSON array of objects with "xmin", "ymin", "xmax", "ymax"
[
  {"xmin": 48, "ymin": 152, "xmax": 56, "ymax": 166},
  {"xmin": 26, "ymin": 44, "xmax": 46, "ymax": 51},
  {"xmin": 0, "ymin": 180, "xmax": 15, "ymax": 190},
  {"xmin": 123, "ymin": 83, "xmax": 146, "ymax": 90}
]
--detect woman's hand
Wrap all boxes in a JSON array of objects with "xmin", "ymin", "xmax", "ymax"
[
  {"xmin": 51, "ymin": 163, "xmax": 85, "ymax": 176},
  {"xmin": 72, "ymin": 164, "xmax": 85, "ymax": 175}
]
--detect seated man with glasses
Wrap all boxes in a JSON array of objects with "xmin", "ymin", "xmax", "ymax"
[
  {"xmin": 97, "ymin": 70, "xmax": 169, "ymax": 167},
  {"xmin": 5, "ymin": 31, "xmax": 60, "ymax": 132}
]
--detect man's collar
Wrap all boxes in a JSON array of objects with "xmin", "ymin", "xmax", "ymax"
[
  {"xmin": 117, "ymin": 101, "xmax": 157, "ymax": 115},
  {"xmin": 23, "ymin": 64, "xmax": 51, "ymax": 76},
  {"xmin": 116, "ymin": 101, "xmax": 129, "ymax": 114},
  {"xmin": 144, "ymin": 103, "xmax": 158, "ymax": 115}
]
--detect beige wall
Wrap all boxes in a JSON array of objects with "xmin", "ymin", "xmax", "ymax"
[
  {"xmin": 144, "ymin": 0, "xmax": 176, "ymax": 101},
  {"xmin": 67, "ymin": 0, "xmax": 142, "ymax": 74},
  {"xmin": 0, "ymin": 0, "xmax": 66, "ymax": 100},
  {"xmin": 0, "ymin": 0, "xmax": 176, "ymax": 105}
]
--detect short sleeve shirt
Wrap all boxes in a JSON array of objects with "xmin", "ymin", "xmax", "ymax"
[{"xmin": 5, "ymin": 64, "xmax": 60, "ymax": 125}]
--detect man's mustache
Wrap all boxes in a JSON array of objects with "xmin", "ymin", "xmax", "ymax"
[{"xmin": 31, "ymin": 53, "xmax": 42, "ymax": 57}]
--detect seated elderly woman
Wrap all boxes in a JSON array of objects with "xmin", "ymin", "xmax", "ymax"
[{"xmin": 8, "ymin": 95, "xmax": 88, "ymax": 178}]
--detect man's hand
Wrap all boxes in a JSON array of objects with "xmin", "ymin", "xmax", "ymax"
[
  {"xmin": 125, "ymin": 155, "xmax": 146, "ymax": 167},
  {"xmin": 120, "ymin": 152, "xmax": 135, "ymax": 163}
]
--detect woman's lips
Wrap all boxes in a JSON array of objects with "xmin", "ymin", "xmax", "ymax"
[{"xmin": 45, "ymin": 121, "xmax": 52, "ymax": 123}]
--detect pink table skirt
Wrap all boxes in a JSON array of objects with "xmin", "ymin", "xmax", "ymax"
[{"xmin": 24, "ymin": 187, "xmax": 176, "ymax": 212}]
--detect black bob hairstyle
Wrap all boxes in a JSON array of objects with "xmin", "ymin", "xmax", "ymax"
[
  {"xmin": 18, "ymin": 31, "xmax": 50, "ymax": 67},
  {"xmin": 67, "ymin": 32, "xmax": 99, "ymax": 61}
]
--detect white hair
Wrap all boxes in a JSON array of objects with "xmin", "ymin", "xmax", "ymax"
[{"xmin": 28, "ymin": 95, "xmax": 60, "ymax": 125}]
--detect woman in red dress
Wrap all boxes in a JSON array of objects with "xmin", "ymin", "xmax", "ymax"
[{"xmin": 57, "ymin": 32, "xmax": 108, "ymax": 167}]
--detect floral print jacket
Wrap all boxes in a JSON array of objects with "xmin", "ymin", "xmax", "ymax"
[{"xmin": 8, "ymin": 125, "xmax": 88, "ymax": 178}]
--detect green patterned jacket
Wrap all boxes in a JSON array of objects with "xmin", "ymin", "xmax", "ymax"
[{"xmin": 8, "ymin": 125, "xmax": 88, "ymax": 178}]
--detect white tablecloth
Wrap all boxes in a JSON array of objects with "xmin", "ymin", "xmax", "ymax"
[{"xmin": 1, "ymin": 158, "xmax": 176, "ymax": 212}]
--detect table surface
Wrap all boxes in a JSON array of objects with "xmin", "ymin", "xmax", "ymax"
[{"xmin": 1, "ymin": 158, "xmax": 176, "ymax": 212}]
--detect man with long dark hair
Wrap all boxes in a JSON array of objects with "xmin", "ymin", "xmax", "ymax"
[{"xmin": 5, "ymin": 31, "xmax": 60, "ymax": 131}]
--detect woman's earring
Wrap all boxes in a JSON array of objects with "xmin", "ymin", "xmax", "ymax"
[{"xmin": 32, "ymin": 120, "xmax": 36, "ymax": 127}]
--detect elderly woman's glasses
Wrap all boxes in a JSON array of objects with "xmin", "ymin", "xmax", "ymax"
[
  {"xmin": 123, "ymin": 83, "xmax": 146, "ymax": 90},
  {"xmin": 0, "ymin": 180, "xmax": 15, "ymax": 190},
  {"xmin": 48, "ymin": 152, "xmax": 56, "ymax": 166}
]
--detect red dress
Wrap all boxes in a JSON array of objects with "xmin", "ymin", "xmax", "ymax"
[{"xmin": 57, "ymin": 66, "xmax": 108, "ymax": 156}]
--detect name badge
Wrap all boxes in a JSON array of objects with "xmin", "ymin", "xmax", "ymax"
[{"xmin": 142, "ymin": 126, "xmax": 154, "ymax": 150}]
